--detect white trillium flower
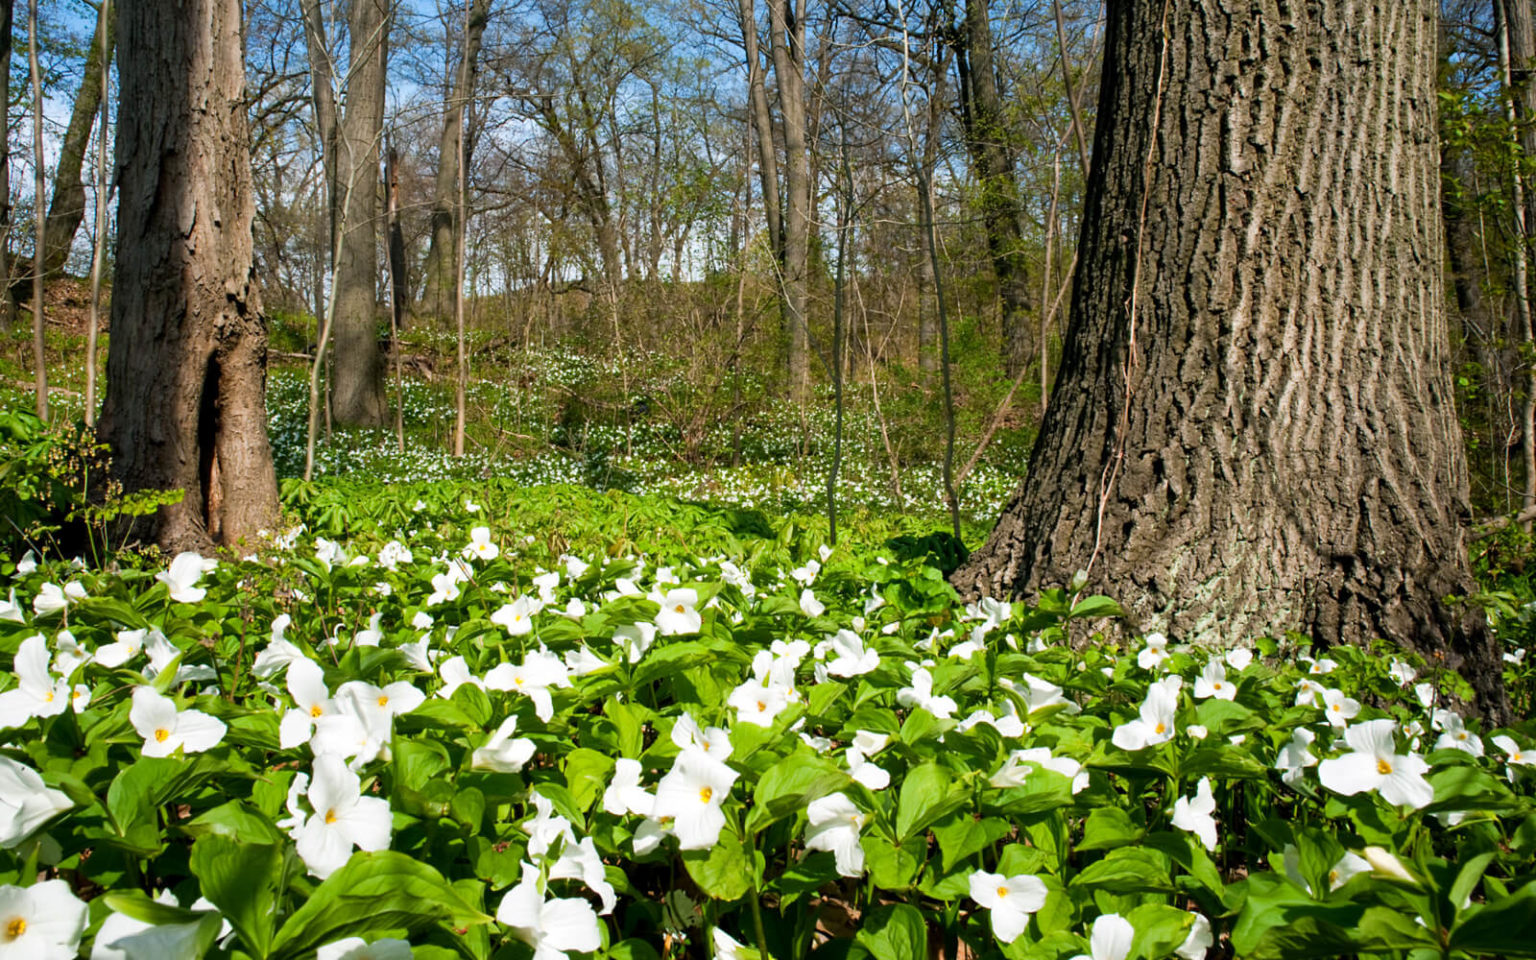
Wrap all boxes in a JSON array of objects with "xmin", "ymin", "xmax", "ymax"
[
  {"xmin": 279, "ymin": 657, "xmax": 336, "ymax": 749},
  {"xmin": 1432, "ymin": 709, "xmax": 1484, "ymax": 757},
  {"xmin": 1224, "ymin": 647, "xmax": 1254, "ymax": 672},
  {"xmin": 799, "ymin": 589, "xmax": 825, "ymax": 618},
  {"xmin": 896, "ymin": 666, "xmax": 957, "ymax": 719},
  {"xmin": 671, "ymin": 714, "xmax": 733, "ymax": 760},
  {"xmin": 1015, "ymin": 673, "xmax": 1080, "ymax": 716},
  {"xmin": 523, "ymin": 792, "xmax": 577, "ymax": 860},
  {"xmin": 0, "ymin": 879, "xmax": 87, "ymax": 959},
  {"xmin": 1492, "ymin": 735, "xmax": 1533, "ymax": 781},
  {"xmin": 157, "ymin": 552, "xmax": 214, "ymax": 603},
  {"xmin": 1137, "ymin": 633, "xmax": 1170, "ymax": 670},
  {"xmin": 0, "ymin": 634, "xmax": 70, "ymax": 729},
  {"xmin": 397, "ymin": 638, "xmax": 435, "ymax": 672},
  {"xmin": 549, "ymin": 836, "xmax": 618, "ymax": 914},
  {"xmin": 1068, "ymin": 913, "xmax": 1134, "ymax": 960},
  {"xmin": 129, "ymin": 687, "xmax": 226, "ymax": 757},
  {"xmin": 0, "ymin": 756, "xmax": 71, "ymax": 848},
  {"xmin": 823, "ymin": 630, "xmax": 879, "ymax": 677},
  {"xmin": 653, "ymin": 749, "xmax": 739, "ymax": 850},
  {"xmin": 1294, "ymin": 677, "xmax": 1323, "ymax": 707},
  {"xmin": 804, "ymin": 792, "xmax": 866, "ymax": 877},
  {"xmin": 602, "ymin": 758, "xmax": 655, "ymax": 816},
  {"xmin": 485, "ymin": 650, "xmax": 571, "ymax": 723},
  {"xmin": 491, "ymin": 596, "xmax": 540, "ymax": 636},
  {"xmin": 95, "ymin": 628, "xmax": 149, "ymax": 670},
  {"xmin": 653, "ymin": 588, "xmax": 702, "ymax": 636},
  {"xmin": 1387, "ymin": 659, "xmax": 1416, "ymax": 687},
  {"xmin": 472, "ymin": 716, "xmax": 537, "ymax": 773},
  {"xmin": 1193, "ymin": 660, "xmax": 1235, "ymax": 701},
  {"xmin": 968, "ymin": 870, "xmax": 1048, "ymax": 944},
  {"xmin": 711, "ymin": 927, "xmax": 755, "ymax": 960},
  {"xmin": 463, "ymin": 527, "xmax": 500, "ymax": 562},
  {"xmin": 613, "ymin": 623, "xmax": 656, "ymax": 664},
  {"xmin": 0, "ymin": 591, "xmax": 23, "ymax": 623},
  {"xmin": 496, "ymin": 862, "xmax": 602, "ymax": 960},
  {"xmin": 438, "ymin": 656, "xmax": 486, "ymax": 698},
  {"xmin": 1276, "ymin": 727, "xmax": 1318, "ymax": 787},
  {"xmin": 1328, "ymin": 851, "xmax": 1372, "ymax": 891},
  {"xmin": 1317, "ymin": 718, "xmax": 1434, "ymax": 809},
  {"xmin": 1170, "ymin": 776, "xmax": 1218, "ymax": 851},
  {"xmin": 143, "ymin": 631, "xmax": 216, "ymax": 685},
  {"xmin": 1111, "ymin": 676, "xmax": 1181, "ymax": 751},
  {"xmin": 1320, "ymin": 688, "xmax": 1360, "ymax": 729},
  {"xmin": 289, "ymin": 755, "xmax": 392, "ymax": 879}
]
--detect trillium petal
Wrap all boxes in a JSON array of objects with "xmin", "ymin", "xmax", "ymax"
[{"xmin": 1318, "ymin": 753, "xmax": 1382, "ymax": 796}]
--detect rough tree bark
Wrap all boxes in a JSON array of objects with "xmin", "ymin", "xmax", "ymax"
[
  {"xmin": 951, "ymin": 0, "xmax": 1509, "ymax": 718},
  {"xmin": 954, "ymin": 0, "xmax": 1035, "ymax": 377},
  {"xmin": 420, "ymin": 0, "xmax": 492, "ymax": 324},
  {"xmin": 36, "ymin": 0, "xmax": 113, "ymax": 280},
  {"xmin": 100, "ymin": 0, "xmax": 278, "ymax": 551},
  {"xmin": 768, "ymin": 0, "xmax": 811, "ymax": 403},
  {"xmin": 329, "ymin": 0, "xmax": 390, "ymax": 426}
]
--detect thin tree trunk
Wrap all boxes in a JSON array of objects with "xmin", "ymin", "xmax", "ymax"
[
  {"xmin": 330, "ymin": 0, "xmax": 390, "ymax": 427},
  {"xmin": 85, "ymin": 0, "xmax": 110, "ymax": 427},
  {"xmin": 769, "ymin": 0, "xmax": 811, "ymax": 403},
  {"xmin": 454, "ymin": 26, "xmax": 469, "ymax": 459},
  {"xmin": 37, "ymin": 0, "xmax": 113, "ymax": 280},
  {"xmin": 422, "ymin": 0, "xmax": 491, "ymax": 324},
  {"xmin": 28, "ymin": 0, "xmax": 45, "ymax": 421},
  {"xmin": 738, "ymin": 0, "xmax": 781, "ymax": 259},
  {"xmin": 956, "ymin": 0, "xmax": 1035, "ymax": 377},
  {"xmin": 1502, "ymin": 0, "xmax": 1536, "ymax": 517},
  {"xmin": 0, "ymin": 0, "xmax": 12, "ymax": 333},
  {"xmin": 953, "ymin": 0, "xmax": 1507, "ymax": 720},
  {"xmin": 299, "ymin": 0, "xmax": 339, "ymax": 256},
  {"xmin": 101, "ymin": 0, "xmax": 278, "ymax": 550},
  {"xmin": 386, "ymin": 144, "xmax": 406, "ymax": 451}
]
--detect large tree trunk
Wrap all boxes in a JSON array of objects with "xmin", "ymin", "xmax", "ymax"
[
  {"xmin": 955, "ymin": 0, "xmax": 1034, "ymax": 378},
  {"xmin": 330, "ymin": 0, "xmax": 390, "ymax": 427},
  {"xmin": 100, "ymin": 0, "xmax": 277, "ymax": 551},
  {"xmin": 420, "ymin": 0, "xmax": 491, "ymax": 324},
  {"xmin": 768, "ymin": 0, "xmax": 811, "ymax": 403},
  {"xmin": 36, "ymin": 0, "xmax": 113, "ymax": 280},
  {"xmin": 952, "ymin": 0, "xmax": 1508, "ymax": 718},
  {"xmin": 299, "ymin": 0, "xmax": 339, "ymax": 260}
]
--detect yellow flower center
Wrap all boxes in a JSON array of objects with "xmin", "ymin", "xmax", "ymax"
[
  {"xmin": 675, "ymin": 604, "xmax": 686, "ymax": 614},
  {"xmin": 1213, "ymin": 682, "xmax": 1223, "ymax": 690},
  {"xmin": 514, "ymin": 676, "xmax": 525, "ymax": 686},
  {"xmin": 43, "ymin": 691, "xmax": 53, "ymax": 703},
  {"xmin": 377, "ymin": 696, "xmax": 389, "ymax": 708},
  {"xmin": 310, "ymin": 705, "xmax": 323, "ymax": 718},
  {"xmin": 756, "ymin": 701, "xmax": 766, "ymax": 712},
  {"xmin": 996, "ymin": 886, "xmax": 1009, "ymax": 898},
  {"xmin": 325, "ymin": 809, "xmax": 338, "ymax": 824},
  {"xmin": 1328, "ymin": 869, "xmax": 1339, "ymax": 885},
  {"xmin": 4, "ymin": 917, "xmax": 24, "ymax": 941},
  {"xmin": 1376, "ymin": 759, "xmax": 1393, "ymax": 776},
  {"xmin": 1155, "ymin": 722, "xmax": 1166, "ymax": 735},
  {"xmin": 154, "ymin": 728, "xmax": 171, "ymax": 743},
  {"xmin": 698, "ymin": 787, "xmax": 713, "ymax": 803}
]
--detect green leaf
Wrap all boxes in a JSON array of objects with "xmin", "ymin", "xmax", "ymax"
[
  {"xmin": 1070, "ymin": 848, "xmax": 1173, "ymax": 893},
  {"xmin": 564, "ymin": 748, "xmax": 615, "ymax": 813},
  {"xmin": 862, "ymin": 834, "xmax": 927, "ymax": 892},
  {"xmin": 855, "ymin": 903, "xmax": 928, "ymax": 960},
  {"xmin": 1076, "ymin": 806, "xmax": 1144, "ymax": 852},
  {"xmin": 1451, "ymin": 881, "xmax": 1536, "ymax": 956},
  {"xmin": 931, "ymin": 812, "xmax": 1010, "ymax": 873},
  {"xmin": 895, "ymin": 763, "xmax": 969, "ymax": 841},
  {"xmin": 747, "ymin": 752, "xmax": 849, "ymax": 834},
  {"xmin": 184, "ymin": 800, "xmax": 284, "ymax": 845},
  {"xmin": 189, "ymin": 835, "xmax": 282, "ymax": 958},
  {"xmin": 269, "ymin": 851, "xmax": 492, "ymax": 960},
  {"xmin": 681, "ymin": 829, "xmax": 754, "ymax": 901},
  {"xmin": 1067, "ymin": 596, "xmax": 1121, "ymax": 620}
]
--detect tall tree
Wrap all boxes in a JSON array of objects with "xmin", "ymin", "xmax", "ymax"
[
  {"xmin": 952, "ymin": 0, "xmax": 1508, "ymax": 717},
  {"xmin": 305, "ymin": 0, "xmax": 391, "ymax": 427},
  {"xmin": 421, "ymin": 0, "xmax": 492, "ymax": 325},
  {"xmin": 37, "ymin": 0, "xmax": 113, "ymax": 280},
  {"xmin": 101, "ymin": 0, "xmax": 278, "ymax": 549},
  {"xmin": 767, "ymin": 0, "xmax": 812, "ymax": 402},
  {"xmin": 952, "ymin": 0, "xmax": 1034, "ymax": 377},
  {"xmin": 0, "ymin": 0, "xmax": 12, "ymax": 331}
]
